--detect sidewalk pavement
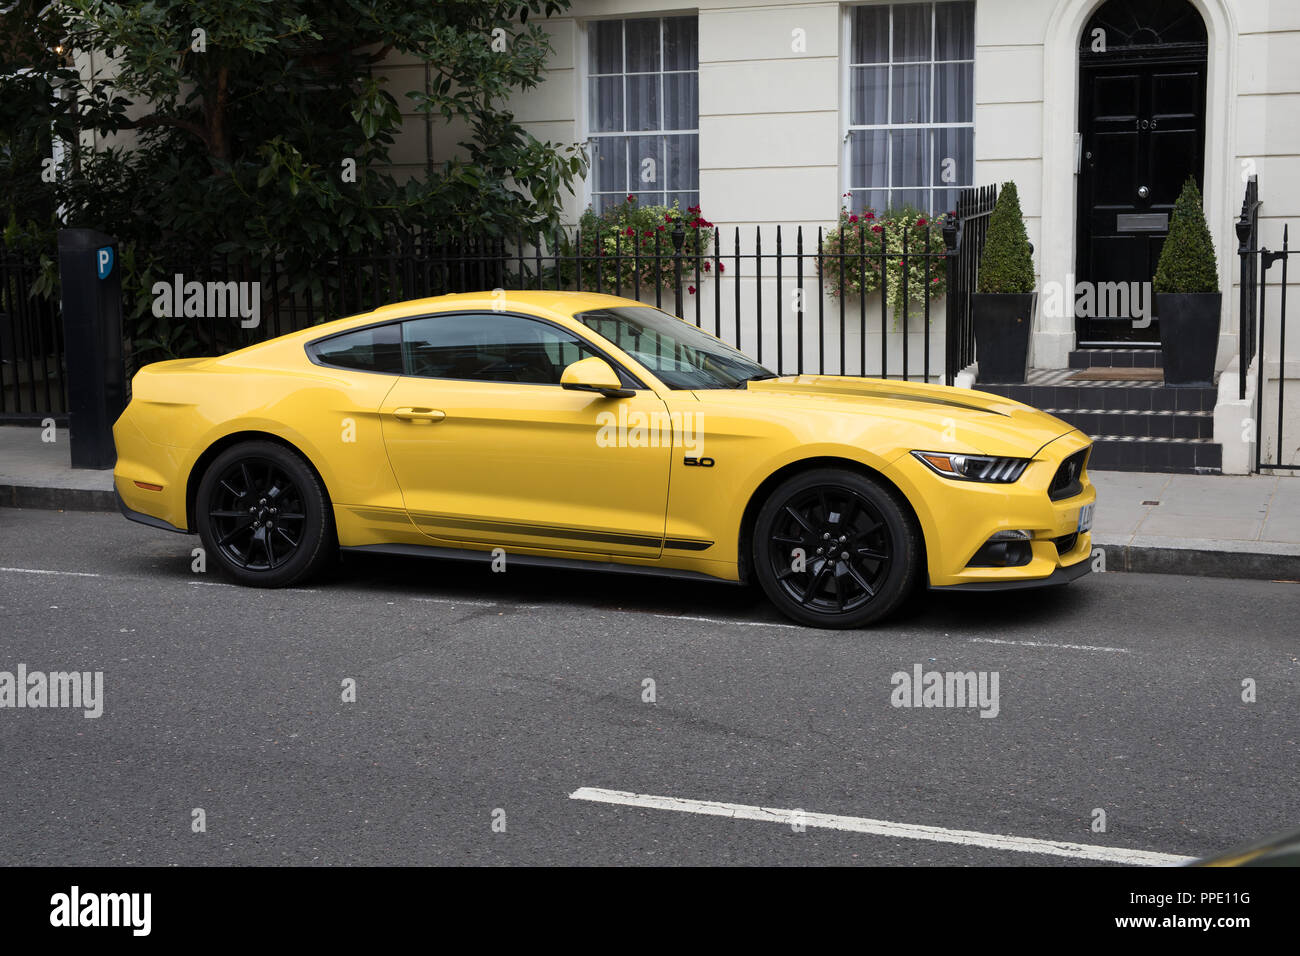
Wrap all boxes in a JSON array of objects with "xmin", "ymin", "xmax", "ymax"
[
  {"xmin": 1088, "ymin": 471, "xmax": 1300, "ymax": 580},
  {"xmin": 1, "ymin": 425, "xmax": 1297, "ymax": 580},
  {"xmin": 0, "ymin": 425, "xmax": 116, "ymax": 511}
]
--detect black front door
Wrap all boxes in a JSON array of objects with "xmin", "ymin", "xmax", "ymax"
[{"xmin": 1076, "ymin": 55, "xmax": 1207, "ymax": 345}]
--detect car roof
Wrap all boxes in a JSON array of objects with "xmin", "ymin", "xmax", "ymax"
[
  {"xmin": 226, "ymin": 291, "xmax": 673, "ymax": 369},
  {"xmin": 361, "ymin": 290, "xmax": 643, "ymax": 323}
]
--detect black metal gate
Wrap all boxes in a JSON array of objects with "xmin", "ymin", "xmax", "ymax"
[
  {"xmin": 1237, "ymin": 176, "xmax": 1296, "ymax": 472},
  {"xmin": 943, "ymin": 183, "xmax": 998, "ymax": 385}
]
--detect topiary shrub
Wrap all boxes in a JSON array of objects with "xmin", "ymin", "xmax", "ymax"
[
  {"xmin": 1153, "ymin": 177, "xmax": 1219, "ymax": 294},
  {"xmin": 976, "ymin": 181, "xmax": 1035, "ymax": 294}
]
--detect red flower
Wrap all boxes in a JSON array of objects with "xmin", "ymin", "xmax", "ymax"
[
  {"xmin": 871, "ymin": 224, "xmax": 882, "ymax": 233},
  {"xmin": 703, "ymin": 260, "xmax": 711, "ymax": 271},
  {"xmin": 688, "ymin": 285, "xmax": 696, "ymax": 295},
  {"xmin": 625, "ymin": 227, "xmax": 635, "ymax": 236},
  {"xmin": 848, "ymin": 214, "xmax": 859, "ymax": 224},
  {"xmin": 643, "ymin": 230, "xmax": 653, "ymax": 237},
  {"xmin": 626, "ymin": 194, "xmax": 635, "ymax": 203},
  {"xmin": 657, "ymin": 225, "xmax": 665, "ymax": 231},
  {"xmin": 718, "ymin": 262, "xmax": 725, "ymax": 272},
  {"xmin": 916, "ymin": 217, "xmax": 927, "ymax": 227},
  {"xmin": 864, "ymin": 212, "xmax": 876, "ymax": 220}
]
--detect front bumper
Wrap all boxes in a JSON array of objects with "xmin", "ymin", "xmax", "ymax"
[
  {"xmin": 886, "ymin": 429, "xmax": 1098, "ymax": 589},
  {"xmin": 929, "ymin": 552, "xmax": 1093, "ymax": 591}
]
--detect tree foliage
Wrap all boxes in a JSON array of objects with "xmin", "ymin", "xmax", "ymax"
[{"xmin": 0, "ymin": 0, "xmax": 587, "ymax": 261}]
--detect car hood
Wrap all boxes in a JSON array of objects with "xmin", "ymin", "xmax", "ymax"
[{"xmin": 726, "ymin": 375, "xmax": 1079, "ymax": 458}]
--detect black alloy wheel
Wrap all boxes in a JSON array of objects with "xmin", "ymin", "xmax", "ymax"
[
  {"xmin": 753, "ymin": 469, "xmax": 919, "ymax": 628},
  {"xmin": 196, "ymin": 440, "xmax": 334, "ymax": 587},
  {"xmin": 208, "ymin": 458, "xmax": 306, "ymax": 571}
]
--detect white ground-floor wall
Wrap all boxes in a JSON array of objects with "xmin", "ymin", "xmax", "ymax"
[{"xmin": 375, "ymin": 0, "xmax": 1299, "ymax": 471}]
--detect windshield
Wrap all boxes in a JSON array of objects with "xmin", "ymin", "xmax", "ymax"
[{"xmin": 573, "ymin": 306, "xmax": 775, "ymax": 389}]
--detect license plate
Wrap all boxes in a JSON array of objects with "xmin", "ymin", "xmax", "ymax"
[{"xmin": 1077, "ymin": 503, "xmax": 1094, "ymax": 534}]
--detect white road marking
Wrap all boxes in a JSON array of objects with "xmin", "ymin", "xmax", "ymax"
[
  {"xmin": 187, "ymin": 581, "xmax": 317, "ymax": 593},
  {"xmin": 413, "ymin": 596, "xmax": 499, "ymax": 608},
  {"xmin": 653, "ymin": 614, "xmax": 800, "ymax": 629},
  {"xmin": 969, "ymin": 637, "xmax": 1131, "ymax": 654},
  {"xmin": 0, "ymin": 567, "xmax": 101, "ymax": 578},
  {"xmin": 568, "ymin": 787, "xmax": 1195, "ymax": 866}
]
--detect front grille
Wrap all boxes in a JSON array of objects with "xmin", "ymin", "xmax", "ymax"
[
  {"xmin": 1054, "ymin": 532, "xmax": 1078, "ymax": 555},
  {"xmin": 1048, "ymin": 449, "xmax": 1088, "ymax": 501}
]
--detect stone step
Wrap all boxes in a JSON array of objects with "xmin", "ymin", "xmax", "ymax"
[
  {"xmin": 1088, "ymin": 436, "xmax": 1222, "ymax": 474},
  {"xmin": 978, "ymin": 382, "xmax": 1218, "ymax": 413},
  {"xmin": 1068, "ymin": 348, "xmax": 1163, "ymax": 370},
  {"xmin": 1045, "ymin": 407, "xmax": 1214, "ymax": 441}
]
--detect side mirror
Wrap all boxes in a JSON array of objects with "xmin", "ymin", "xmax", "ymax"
[{"xmin": 561, "ymin": 356, "xmax": 634, "ymax": 398}]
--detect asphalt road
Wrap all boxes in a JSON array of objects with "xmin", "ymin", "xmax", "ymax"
[{"xmin": 0, "ymin": 506, "xmax": 1297, "ymax": 866}]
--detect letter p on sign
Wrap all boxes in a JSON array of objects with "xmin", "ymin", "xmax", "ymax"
[{"xmin": 96, "ymin": 246, "xmax": 114, "ymax": 280}]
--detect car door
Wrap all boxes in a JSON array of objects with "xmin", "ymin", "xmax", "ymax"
[{"xmin": 380, "ymin": 310, "xmax": 673, "ymax": 558}]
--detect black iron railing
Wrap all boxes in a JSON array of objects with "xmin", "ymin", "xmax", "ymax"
[
  {"xmin": 0, "ymin": 247, "xmax": 66, "ymax": 422},
  {"xmin": 1254, "ymin": 224, "xmax": 1292, "ymax": 472},
  {"xmin": 1236, "ymin": 175, "xmax": 1262, "ymax": 400},
  {"xmin": 4, "ymin": 186, "xmax": 1005, "ymax": 421}
]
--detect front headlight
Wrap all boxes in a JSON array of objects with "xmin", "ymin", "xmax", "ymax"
[{"xmin": 911, "ymin": 451, "xmax": 1031, "ymax": 483}]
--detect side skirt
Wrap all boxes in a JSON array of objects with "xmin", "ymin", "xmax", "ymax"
[{"xmin": 340, "ymin": 542, "xmax": 740, "ymax": 586}]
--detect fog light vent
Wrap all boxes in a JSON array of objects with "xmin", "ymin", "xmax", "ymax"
[{"xmin": 967, "ymin": 532, "xmax": 1034, "ymax": 568}]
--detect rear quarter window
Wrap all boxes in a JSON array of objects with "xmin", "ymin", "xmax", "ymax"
[{"xmin": 309, "ymin": 325, "xmax": 402, "ymax": 374}]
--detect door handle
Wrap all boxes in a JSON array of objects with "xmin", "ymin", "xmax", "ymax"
[
  {"xmin": 391, "ymin": 407, "xmax": 446, "ymax": 424},
  {"xmin": 1137, "ymin": 185, "xmax": 1149, "ymax": 199}
]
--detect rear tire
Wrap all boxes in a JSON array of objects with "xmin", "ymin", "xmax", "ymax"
[
  {"xmin": 195, "ymin": 440, "xmax": 334, "ymax": 588},
  {"xmin": 752, "ymin": 468, "xmax": 919, "ymax": 628}
]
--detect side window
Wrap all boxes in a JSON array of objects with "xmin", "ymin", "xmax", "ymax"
[
  {"xmin": 309, "ymin": 324, "xmax": 402, "ymax": 373},
  {"xmin": 587, "ymin": 16, "xmax": 699, "ymax": 212},
  {"xmin": 400, "ymin": 313, "xmax": 604, "ymax": 385},
  {"xmin": 845, "ymin": 1, "xmax": 975, "ymax": 216}
]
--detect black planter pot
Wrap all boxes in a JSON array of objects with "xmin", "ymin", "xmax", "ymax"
[
  {"xmin": 1155, "ymin": 292, "xmax": 1221, "ymax": 386},
  {"xmin": 972, "ymin": 292, "xmax": 1036, "ymax": 384}
]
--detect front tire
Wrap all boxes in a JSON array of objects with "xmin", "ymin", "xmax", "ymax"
[
  {"xmin": 195, "ymin": 440, "xmax": 334, "ymax": 588},
  {"xmin": 752, "ymin": 468, "xmax": 919, "ymax": 628}
]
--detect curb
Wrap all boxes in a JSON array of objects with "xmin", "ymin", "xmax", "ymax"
[
  {"xmin": 0, "ymin": 484, "xmax": 118, "ymax": 513},
  {"xmin": 1093, "ymin": 538, "xmax": 1300, "ymax": 582}
]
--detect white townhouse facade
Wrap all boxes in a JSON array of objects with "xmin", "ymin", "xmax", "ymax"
[{"xmin": 378, "ymin": 0, "xmax": 1300, "ymax": 472}]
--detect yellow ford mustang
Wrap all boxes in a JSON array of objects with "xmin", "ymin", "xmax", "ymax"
[{"xmin": 113, "ymin": 291, "xmax": 1095, "ymax": 628}]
